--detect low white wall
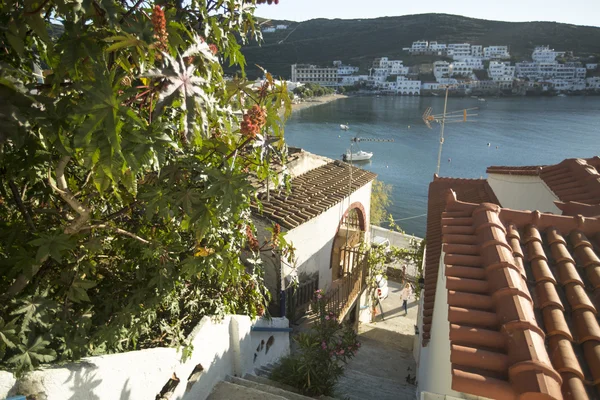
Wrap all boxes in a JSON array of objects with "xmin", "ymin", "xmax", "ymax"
[
  {"xmin": 370, "ymin": 225, "xmax": 422, "ymax": 250},
  {"xmin": 487, "ymin": 173, "xmax": 560, "ymax": 214},
  {"xmin": 1, "ymin": 316, "xmax": 290, "ymax": 400}
]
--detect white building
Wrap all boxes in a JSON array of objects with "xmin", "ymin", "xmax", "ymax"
[
  {"xmin": 450, "ymin": 62, "xmax": 474, "ymax": 77},
  {"xmin": 459, "ymin": 56, "xmax": 484, "ymax": 69},
  {"xmin": 372, "ymin": 57, "xmax": 408, "ymax": 76},
  {"xmin": 421, "ymin": 82, "xmax": 441, "ymax": 90},
  {"xmin": 532, "ymin": 45, "xmax": 564, "ymax": 63},
  {"xmin": 291, "ymin": 64, "xmax": 339, "ymax": 87},
  {"xmin": 404, "ymin": 40, "xmax": 429, "ymax": 54},
  {"xmin": 396, "ymin": 77, "xmax": 421, "ymax": 95},
  {"xmin": 447, "ymin": 43, "xmax": 471, "ymax": 59},
  {"xmin": 276, "ymin": 24, "xmax": 288, "ymax": 30},
  {"xmin": 339, "ymin": 75, "xmax": 369, "ymax": 86},
  {"xmin": 488, "ymin": 61, "xmax": 515, "ymax": 80},
  {"xmin": 483, "ymin": 45, "xmax": 510, "ymax": 59},
  {"xmin": 586, "ymin": 77, "xmax": 600, "ymax": 89},
  {"xmin": 262, "ymin": 27, "xmax": 276, "ymax": 33},
  {"xmin": 337, "ymin": 65, "xmax": 359, "ymax": 75},
  {"xmin": 429, "ymin": 41, "xmax": 447, "ymax": 55},
  {"xmin": 586, "ymin": 63, "xmax": 598, "ymax": 70},
  {"xmin": 433, "ymin": 61, "xmax": 451, "ymax": 80},
  {"xmin": 470, "ymin": 45, "xmax": 483, "ymax": 57}
]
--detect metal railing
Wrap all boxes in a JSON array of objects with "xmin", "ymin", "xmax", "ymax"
[{"xmin": 283, "ymin": 275, "xmax": 319, "ymax": 322}]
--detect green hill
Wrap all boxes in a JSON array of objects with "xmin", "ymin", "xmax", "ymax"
[{"xmin": 234, "ymin": 13, "xmax": 600, "ymax": 79}]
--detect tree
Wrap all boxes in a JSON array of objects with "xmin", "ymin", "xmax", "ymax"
[
  {"xmin": 0, "ymin": 0, "xmax": 291, "ymax": 374},
  {"xmin": 370, "ymin": 179, "xmax": 392, "ymax": 225}
]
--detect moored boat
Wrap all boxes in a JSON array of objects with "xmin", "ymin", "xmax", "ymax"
[{"xmin": 343, "ymin": 150, "xmax": 373, "ymax": 161}]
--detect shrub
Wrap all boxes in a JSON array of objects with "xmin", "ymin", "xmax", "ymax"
[{"xmin": 271, "ymin": 289, "xmax": 360, "ymax": 396}]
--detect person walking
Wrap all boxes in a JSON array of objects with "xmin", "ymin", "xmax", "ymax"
[{"xmin": 400, "ymin": 283, "xmax": 412, "ymax": 316}]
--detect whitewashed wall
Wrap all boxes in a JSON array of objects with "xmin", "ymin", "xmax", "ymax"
[
  {"xmin": 0, "ymin": 316, "xmax": 290, "ymax": 400},
  {"xmin": 487, "ymin": 173, "xmax": 560, "ymax": 214},
  {"xmin": 283, "ymin": 182, "xmax": 373, "ymax": 291},
  {"xmin": 417, "ymin": 252, "xmax": 462, "ymax": 398}
]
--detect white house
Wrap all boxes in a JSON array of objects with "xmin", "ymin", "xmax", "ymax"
[
  {"xmin": 396, "ymin": 77, "xmax": 421, "ymax": 95},
  {"xmin": 586, "ymin": 63, "xmax": 598, "ymax": 70},
  {"xmin": 417, "ymin": 157, "xmax": 600, "ymax": 400},
  {"xmin": 338, "ymin": 65, "xmax": 360, "ymax": 75},
  {"xmin": 459, "ymin": 56, "xmax": 484, "ymax": 69},
  {"xmin": 532, "ymin": 45, "xmax": 564, "ymax": 63},
  {"xmin": 276, "ymin": 24, "xmax": 288, "ymax": 30},
  {"xmin": 470, "ymin": 45, "xmax": 483, "ymax": 57},
  {"xmin": 250, "ymin": 149, "xmax": 376, "ymax": 316},
  {"xmin": 421, "ymin": 82, "xmax": 441, "ymax": 90},
  {"xmin": 340, "ymin": 75, "xmax": 369, "ymax": 86},
  {"xmin": 586, "ymin": 77, "xmax": 600, "ymax": 89},
  {"xmin": 429, "ymin": 41, "xmax": 447, "ymax": 55},
  {"xmin": 433, "ymin": 61, "xmax": 451, "ymax": 80},
  {"xmin": 405, "ymin": 40, "xmax": 429, "ymax": 54},
  {"xmin": 488, "ymin": 61, "xmax": 515, "ymax": 84},
  {"xmin": 450, "ymin": 61, "xmax": 474, "ymax": 77},
  {"xmin": 447, "ymin": 43, "xmax": 471, "ymax": 59},
  {"xmin": 483, "ymin": 45, "xmax": 510, "ymax": 59},
  {"xmin": 262, "ymin": 27, "xmax": 276, "ymax": 33}
]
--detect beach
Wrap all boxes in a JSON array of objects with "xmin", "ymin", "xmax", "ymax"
[{"xmin": 291, "ymin": 94, "xmax": 347, "ymax": 113}]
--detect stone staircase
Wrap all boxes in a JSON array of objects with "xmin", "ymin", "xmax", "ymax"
[{"xmin": 206, "ymin": 363, "xmax": 337, "ymax": 400}]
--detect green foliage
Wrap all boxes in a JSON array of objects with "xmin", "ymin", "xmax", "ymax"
[
  {"xmin": 271, "ymin": 290, "xmax": 360, "ymax": 396},
  {"xmin": 370, "ymin": 179, "xmax": 392, "ymax": 226},
  {"xmin": 292, "ymin": 83, "xmax": 334, "ymax": 99},
  {"xmin": 0, "ymin": 0, "xmax": 290, "ymax": 375},
  {"xmin": 233, "ymin": 14, "xmax": 600, "ymax": 79}
]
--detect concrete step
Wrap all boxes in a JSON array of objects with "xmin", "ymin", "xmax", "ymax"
[
  {"xmin": 334, "ymin": 368, "xmax": 416, "ymax": 400},
  {"xmin": 226, "ymin": 376, "xmax": 314, "ymax": 400},
  {"xmin": 242, "ymin": 373, "xmax": 303, "ymax": 395},
  {"xmin": 206, "ymin": 381, "xmax": 288, "ymax": 400}
]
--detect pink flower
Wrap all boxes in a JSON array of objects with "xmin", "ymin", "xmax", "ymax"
[
  {"xmin": 357, "ymin": 342, "xmax": 361, "ymax": 347},
  {"xmin": 321, "ymin": 341, "xmax": 327, "ymax": 349},
  {"xmin": 340, "ymin": 349, "xmax": 345, "ymax": 355},
  {"xmin": 325, "ymin": 315, "xmax": 330, "ymax": 320},
  {"xmin": 317, "ymin": 294, "xmax": 322, "ymax": 299}
]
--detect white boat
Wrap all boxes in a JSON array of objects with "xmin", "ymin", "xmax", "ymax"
[
  {"xmin": 340, "ymin": 124, "xmax": 349, "ymax": 131},
  {"xmin": 557, "ymin": 94, "xmax": 567, "ymax": 97},
  {"xmin": 478, "ymin": 98, "xmax": 486, "ymax": 102},
  {"xmin": 343, "ymin": 150, "xmax": 373, "ymax": 161}
]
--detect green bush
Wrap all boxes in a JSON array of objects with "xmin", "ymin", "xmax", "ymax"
[{"xmin": 271, "ymin": 289, "xmax": 360, "ymax": 396}]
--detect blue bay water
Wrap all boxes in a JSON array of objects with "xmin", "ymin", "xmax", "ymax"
[{"xmin": 283, "ymin": 96, "xmax": 600, "ymax": 237}]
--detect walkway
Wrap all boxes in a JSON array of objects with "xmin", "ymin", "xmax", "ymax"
[{"xmin": 334, "ymin": 280, "xmax": 418, "ymax": 400}]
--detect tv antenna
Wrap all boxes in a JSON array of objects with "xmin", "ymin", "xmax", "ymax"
[{"xmin": 422, "ymin": 86, "xmax": 478, "ymax": 175}]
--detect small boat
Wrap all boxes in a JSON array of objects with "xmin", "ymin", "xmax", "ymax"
[
  {"xmin": 478, "ymin": 98, "xmax": 486, "ymax": 102},
  {"xmin": 343, "ymin": 150, "xmax": 373, "ymax": 161},
  {"xmin": 557, "ymin": 94, "xmax": 567, "ymax": 97},
  {"xmin": 340, "ymin": 124, "xmax": 349, "ymax": 131}
]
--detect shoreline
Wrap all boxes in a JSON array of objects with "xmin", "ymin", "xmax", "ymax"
[{"xmin": 291, "ymin": 94, "xmax": 348, "ymax": 113}]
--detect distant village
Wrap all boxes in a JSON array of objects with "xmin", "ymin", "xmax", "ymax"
[{"xmin": 285, "ymin": 40, "xmax": 600, "ymax": 96}]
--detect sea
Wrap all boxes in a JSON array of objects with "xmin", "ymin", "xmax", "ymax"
[{"xmin": 283, "ymin": 96, "xmax": 600, "ymax": 238}]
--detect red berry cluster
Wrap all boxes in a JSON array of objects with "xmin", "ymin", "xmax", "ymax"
[
  {"xmin": 151, "ymin": 5, "xmax": 168, "ymax": 51},
  {"xmin": 256, "ymin": 0, "xmax": 279, "ymax": 4},
  {"xmin": 240, "ymin": 105, "xmax": 267, "ymax": 139}
]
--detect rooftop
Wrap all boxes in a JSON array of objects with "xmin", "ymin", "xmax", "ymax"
[
  {"xmin": 487, "ymin": 157, "xmax": 600, "ymax": 206},
  {"xmin": 441, "ymin": 190, "xmax": 600, "ymax": 399},
  {"xmin": 251, "ymin": 160, "xmax": 377, "ymax": 230},
  {"xmin": 423, "ymin": 175, "xmax": 500, "ymax": 345}
]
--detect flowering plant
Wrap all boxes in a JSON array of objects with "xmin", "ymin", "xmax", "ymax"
[{"xmin": 271, "ymin": 289, "xmax": 360, "ymax": 396}]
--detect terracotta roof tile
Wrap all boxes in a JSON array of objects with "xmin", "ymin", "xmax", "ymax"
[
  {"xmin": 440, "ymin": 191, "xmax": 600, "ymax": 399},
  {"xmin": 422, "ymin": 175, "xmax": 500, "ymax": 345},
  {"xmin": 251, "ymin": 160, "xmax": 376, "ymax": 229}
]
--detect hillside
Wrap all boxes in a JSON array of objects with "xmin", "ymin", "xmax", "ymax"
[{"xmin": 233, "ymin": 13, "xmax": 600, "ymax": 79}]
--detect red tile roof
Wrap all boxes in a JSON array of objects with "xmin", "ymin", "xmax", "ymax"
[
  {"xmin": 251, "ymin": 161, "xmax": 377, "ymax": 230},
  {"xmin": 487, "ymin": 157, "xmax": 600, "ymax": 206},
  {"xmin": 441, "ymin": 190, "xmax": 600, "ymax": 399},
  {"xmin": 423, "ymin": 175, "xmax": 500, "ymax": 345}
]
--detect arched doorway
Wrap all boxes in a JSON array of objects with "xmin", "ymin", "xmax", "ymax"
[{"xmin": 330, "ymin": 203, "xmax": 367, "ymax": 282}]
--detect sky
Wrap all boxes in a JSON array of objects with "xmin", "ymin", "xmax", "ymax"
[{"xmin": 256, "ymin": 0, "xmax": 600, "ymax": 27}]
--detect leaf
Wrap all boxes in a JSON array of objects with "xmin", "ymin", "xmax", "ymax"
[
  {"xmin": 8, "ymin": 334, "xmax": 56, "ymax": 370},
  {"xmin": 194, "ymin": 246, "xmax": 215, "ymax": 257},
  {"xmin": 104, "ymin": 34, "xmax": 144, "ymax": 52},
  {"xmin": 0, "ymin": 317, "xmax": 19, "ymax": 353},
  {"xmin": 27, "ymin": 13, "xmax": 51, "ymax": 44},
  {"xmin": 29, "ymin": 233, "xmax": 74, "ymax": 263},
  {"xmin": 122, "ymin": 169, "xmax": 137, "ymax": 195}
]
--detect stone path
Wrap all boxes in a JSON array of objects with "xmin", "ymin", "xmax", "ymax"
[{"xmin": 334, "ymin": 280, "xmax": 418, "ymax": 400}]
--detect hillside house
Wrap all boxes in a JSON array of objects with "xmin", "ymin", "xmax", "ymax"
[
  {"xmin": 249, "ymin": 148, "xmax": 376, "ymax": 320},
  {"xmin": 416, "ymin": 157, "xmax": 600, "ymax": 399}
]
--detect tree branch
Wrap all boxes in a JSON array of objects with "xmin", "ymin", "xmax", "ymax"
[
  {"xmin": 49, "ymin": 156, "xmax": 91, "ymax": 234},
  {"xmin": 8, "ymin": 179, "xmax": 36, "ymax": 231},
  {"xmin": 120, "ymin": 0, "xmax": 145, "ymax": 23},
  {"xmin": 83, "ymin": 224, "xmax": 150, "ymax": 244}
]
